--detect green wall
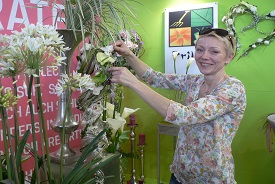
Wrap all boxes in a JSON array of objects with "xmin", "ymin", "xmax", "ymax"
[{"xmin": 121, "ymin": 0, "xmax": 275, "ymax": 183}]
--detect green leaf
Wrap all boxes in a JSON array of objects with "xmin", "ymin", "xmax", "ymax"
[
  {"xmin": 119, "ymin": 130, "xmax": 130, "ymax": 143},
  {"xmin": 191, "ymin": 8, "xmax": 213, "ymax": 27}
]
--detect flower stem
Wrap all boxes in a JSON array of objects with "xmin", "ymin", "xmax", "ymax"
[
  {"xmin": 34, "ymin": 71, "xmax": 54, "ymax": 182},
  {"xmin": 27, "ymin": 74, "xmax": 40, "ymax": 183},
  {"xmin": 0, "ymin": 106, "xmax": 11, "ymax": 179}
]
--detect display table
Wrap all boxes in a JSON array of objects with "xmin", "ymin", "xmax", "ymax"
[
  {"xmin": 50, "ymin": 153, "xmax": 120, "ymax": 184},
  {"xmin": 157, "ymin": 122, "xmax": 179, "ymax": 184}
]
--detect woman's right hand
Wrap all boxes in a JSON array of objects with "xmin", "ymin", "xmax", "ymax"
[{"xmin": 108, "ymin": 66, "xmax": 139, "ymax": 88}]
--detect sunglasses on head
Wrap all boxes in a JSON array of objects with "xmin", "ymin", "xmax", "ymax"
[{"xmin": 199, "ymin": 28, "xmax": 234, "ymax": 50}]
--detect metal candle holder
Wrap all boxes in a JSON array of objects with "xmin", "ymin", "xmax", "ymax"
[
  {"xmin": 138, "ymin": 144, "xmax": 145, "ymax": 183},
  {"xmin": 127, "ymin": 123, "xmax": 138, "ymax": 184}
]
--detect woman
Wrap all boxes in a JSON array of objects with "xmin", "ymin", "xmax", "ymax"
[{"xmin": 108, "ymin": 28, "xmax": 246, "ymax": 184}]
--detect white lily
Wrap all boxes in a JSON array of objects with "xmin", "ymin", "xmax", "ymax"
[
  {"xmin": 106, "ymin": 116, "xmax": 126, "ymax": 138},
  {"xmin": 172, "ymin": 51, "xmax": 179, "ymax": 61}
]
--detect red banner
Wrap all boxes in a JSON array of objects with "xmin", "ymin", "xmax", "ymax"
[{"xmin": 0, "ymin": 0, "xmax": 83, "ymax": 177}]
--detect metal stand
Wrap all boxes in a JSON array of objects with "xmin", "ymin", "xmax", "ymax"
[
  {"xmin": 138, "ymin": 145, "xmax": 145, "ymax": 184},
  {"xmin": 127, "ymin": 123, "xmax": 138, "ymax": 184}
]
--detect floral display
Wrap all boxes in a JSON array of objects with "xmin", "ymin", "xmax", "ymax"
[
  {"xmin": 0, "ymin": 23, "xmax": 69, "ymax": 76},
  {"xmin": 222, "ymin": 1, "xmax": 275, "ymax": 60},
  {"xmin": 76, "ymin": 29, "xmax": 144, "ymax": 154},
  {"xmin": 0, "ymin": 23, "xmax": 72, "ymax": 183}
]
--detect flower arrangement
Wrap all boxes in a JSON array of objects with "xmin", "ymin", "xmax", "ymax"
[
  {"xmin": 0, "ymin": 23, "xmax": 118, "ymax": 184},
  {"xmin": 222, "ymin": 1, "xmax": 275, "ymax": 60},
  {"xmin": 74, "ymin": 29, "xmax": 144, "ymax": 154}
]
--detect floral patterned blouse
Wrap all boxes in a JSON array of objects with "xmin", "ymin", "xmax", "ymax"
[{"xmin": 140, "ymin": 67, "xmax": 246, "ymax": 184}]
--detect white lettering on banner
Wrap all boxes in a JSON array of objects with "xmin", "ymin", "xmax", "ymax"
[
  {"xmin": 46, "ymin": 101, "xmax": 54, "ymax": 112},
  {"xmin": 69, "ymin": 129, "xmax": 81, "ymax": 141},
  {"xmin": 48, "ymin": 135, "xmax": 61, "ymax": 147},
  {"xmin": 0, "ymin": 122, "xmax": 41, "ymax": 141},
  {"xmin": 41, "ymin": 66, "xmax": 59, "ymax": 77},
  {"xmin": 47, "ymin": 119, "xmax": 54, "ymax": 130},
  {"xmin": 25, "ymin": 102, "xmax": 56, "ymax": 116},
  {"xmin": 0, "ymin": 0, "xmax": 3, "ymax": 30},
  {"xmin": 25, "ymin": 169, "xmax": 33, "ymax": 181},
  {"xmin": 48, "ymin": 129, "xmax": 81, "ymax": 147},
  {"xmin": 30, "ymin": 0, "xmax": 48, "ymax": 24},
  {"xmin": 7, "ymin": 105, "xmax": 22, "ymax": 119},
  {"xmin": 71, "ymin": 98, "xmax": 77, "ymax": 108},
  {"xmin": 48, "ymin": 83, "xmax": 56, "ymax": 94},
  {"xmin": 74, "ymin": 113, "xmax": 83, "ymax": 123},
  {"xmin": 4, "ymin": 85, "xmax": 37, "ymax": 98},
  {"xmin": 7, "ymin": 0, "xmax": 30, "ymax": 30}
]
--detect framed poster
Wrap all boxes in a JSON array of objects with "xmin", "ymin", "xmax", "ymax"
[{"xmin": 164, "ymin": 2, "xmax": 218, "ymax": 74}]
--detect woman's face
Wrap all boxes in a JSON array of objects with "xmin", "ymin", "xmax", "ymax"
[{"xmin": 195, "ymin": 36, "xmax": 233, "ymax": 76}]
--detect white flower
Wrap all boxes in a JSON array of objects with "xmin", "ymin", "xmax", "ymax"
[
  {"xmin": 81, "ymin": 43, "xmax": 93, "ymax": 52},
  {"xmin": 270, "ymin": 10, "xmax": 275, "ymax": 17},
  {"xmin": 228, "ymin": 31, "xmax": 234, "ymax": 36},
  {"xmin": 235, "ymin": 7, "xmax": 244, "ymax": 14},
  {"xmin": 264, "ymin": 40, "xmax": 270, "ymax": 45},
  {"xmin": 104, "ymin": 102, "xmax": 140, "ymax": 138},
  {"xmin": 227, "ymin": 19, "xmax": 234, "ymax": 25},
  {"xmin": 100, "ymin": 45, "xmax": 114, "ymax": 56},
  {"xmin": 92, "ymin": 85, "xmax": 104, "ymax": 95},
  {"xmin": 257, "ymin": 38, "xmax": 263, "ymax": 42},
  {"xmin": 106, "ymin": 117, "xmax": 126, "ymax": 138},
  {"xmin": 222, "ymin": 16, "xmax": 227, "ymax": 22},
  {"xmin": 251, "ymin": 44, "xmax": 257, "ymax": 48},
  {"xmin": 121, "ymin": 107, "xmax": 140, "ymax": 119},
  {"xmin": 172, "ymin": 51, "xmax": 179, "ymax": 61},
  {"xmin": 250, "ymin": 6, "xmax": 257, "ymax": 13},
  {"xmin": 55, "ymin": 71, "xmax": 96, "ymax": 96},
  {"xmin": 0, "ymin": 23, "xmax": 69, "ymax": 76}
]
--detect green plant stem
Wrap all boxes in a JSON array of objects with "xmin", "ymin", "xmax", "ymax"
[
  {"xmin": 2, "ymin": 107, "xmax": 20, "ymax": 184},
  {"xmin": 34, "ymin": 71, "xmax": 54, "ymax": 182},
  {"xmin": 0, "ymin": 107, "xmax": 11, "ymax": 179},
  {"xmin": 12, "ymin": 76, "xmax": 20, "ymax": 153},
  {"xmin": 0, "ymin": 79, "xmax": 18, "ymax": 182},
  {"xmin": 27, "ymin": 74, "xmax": 40, "ymax": 183},
  {"xmin": 102, "ymin": 96, "xmax": 107, "ymax": 121},
  {"xmin": 11, "ymin": 76, "xmax": 22, "ymax": 181}
]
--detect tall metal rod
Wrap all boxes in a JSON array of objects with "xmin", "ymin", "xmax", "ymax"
[
  {"xmin": 127, "ymin": 124, "xmax": 138, "ymax": 184},
  {"xmin": 139, "ymin": 145, "xmax": 145, "ymax": 183}
]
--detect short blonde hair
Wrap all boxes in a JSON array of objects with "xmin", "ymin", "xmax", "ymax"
[{"xmin": 196, "ymin": 28, "xmax": 236, "ymax": 57}]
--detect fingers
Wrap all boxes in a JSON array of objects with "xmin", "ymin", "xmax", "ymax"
[{"xmin": 108, "ymin": 67, "xmax": 133, "ymax": 86}]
